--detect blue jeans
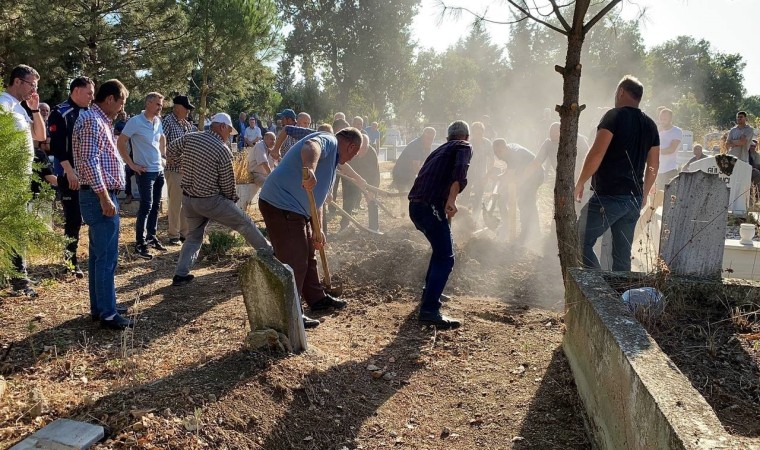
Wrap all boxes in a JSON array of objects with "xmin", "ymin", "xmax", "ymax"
[
  {"xmin": 135, "ymin": 171, "xmax": 164, "ymax": 245},
  {"xmin": 578, "ymin": 194, "xmax": 642, "ymax": 271},
  {"xmin": 409, "ymin": 201, "xmax": 454, "ymax": 317},
  {"xmin": 80, "ymin": 189, "xmax": 120, "ymax": 319}
]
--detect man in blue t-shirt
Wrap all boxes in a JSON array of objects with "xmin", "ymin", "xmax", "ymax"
[
  {"xmin": 259, "ymin": 127, "xmax": 364, "ymax": 328},
  {"xmin": 575, "ymin": 75, "xmax": 660, "ymax": 271},
  {"xmin": 117, "ymin": 92, "xmax": 167, "ymax": 260}
]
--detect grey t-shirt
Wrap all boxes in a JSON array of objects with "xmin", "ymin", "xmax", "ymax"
[{"xmin": 727, "ymin": 125, "xmax": 755, "ymax": 162}]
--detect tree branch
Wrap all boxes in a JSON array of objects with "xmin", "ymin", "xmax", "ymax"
[
  {"xmin": 547, "ymin": 0, "xmax": 571, "ymax": 31},
  {"xmin": 584, "ymin": 0, "xmax": 624, "ymax": 34},
  {"xmin": 435, "ymin": 0, "xmax": 567, "ymax": 35}
]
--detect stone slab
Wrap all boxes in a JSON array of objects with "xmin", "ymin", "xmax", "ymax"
[
  {"xmin": 659, "ymin": 171, "xmax": 728, "ymax": 278},
  {"xmin": 688, "ymin": 155, "xmax": 751, "ymax": 214},
  {"xmin": 238, "ymin": 251, "xmax": 307, "ymax": 353},
  {"xmin": 723, "ymin": 239, "xmax": 760, "ymax": 280},
  {"xmin": 11, "ymin": 419, "xmax": 104, "ymax": 450},
  {"xmin": 564, "ymin": 268, "xmax": 757, "ymax": 449}
]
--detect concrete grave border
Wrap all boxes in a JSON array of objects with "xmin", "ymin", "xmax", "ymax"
[{"xmin": 563, "ymin": 268, "xmax": 759, "ymax": 450}]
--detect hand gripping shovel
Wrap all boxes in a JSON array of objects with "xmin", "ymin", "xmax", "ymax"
[{"xmin": 302, "ymin": 168, "xmax": 343, "ymax": 297}]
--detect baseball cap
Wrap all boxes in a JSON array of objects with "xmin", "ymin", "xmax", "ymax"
[
  {"xmin": 276, "ymin": 108, "xmax": 297, "ymax": 120},
  {"xmin": 173, "ymin": 95, "xmax": 195, "ymax": 110},
  {"xmin": 211, "ymin": 113, "xmax": 238, "ymax": 135}
]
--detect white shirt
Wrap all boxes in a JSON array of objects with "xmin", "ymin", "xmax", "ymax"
[
  {"xmin": 244, "ymin": 125, "xmax": 262, "ymax": 146},
  {"xmin": 247, "ymin": 140, "xmax": 273, "ymax": 175},
  {"xmin": 0, "ymin": 92, "xmax": 34, "ymax": 173},
  {"xmin": 658, "ymin": 125, "xmax": 682, "ymax": 173}
]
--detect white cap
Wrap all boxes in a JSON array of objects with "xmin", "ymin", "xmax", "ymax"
[{"xmin": 211, "ymin": 112, "xmax": 237, "ymax": 135}]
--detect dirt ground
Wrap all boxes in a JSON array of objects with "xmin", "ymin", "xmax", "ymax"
[
  {"xmin": 0, "ymin": 184, "xmax": 590, "ymax": 449},
  {"xmin": 643, "ymin": 297, "xmax": 760, "ymax": 438}
]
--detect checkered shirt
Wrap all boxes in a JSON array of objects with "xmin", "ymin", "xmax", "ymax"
[
  {"xmin": 73, "ymin": 103, "xmax": 125, "ymax": 192},
  {"xmin": 167, "ymin": 130, "xmax": 236, "ymax": 199},
  {"xmin": 162, "ymin": 112, "xmax": 195, "ymax": 172}
]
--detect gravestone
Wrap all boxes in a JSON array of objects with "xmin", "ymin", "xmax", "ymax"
[
  {"xmin": 688, "ymin": 155, "xmax": 752, "ymax": 214},
  {"xmin": 659, "ymin": 171, "xmax": 729, "ymax": 278},
  {"xmin": 11, "ymin": 419, "xmax": 104, "ymax": 449},
  {"xmin": 238, "ymin": 251, "xmax": 307, "ymax": 353}
]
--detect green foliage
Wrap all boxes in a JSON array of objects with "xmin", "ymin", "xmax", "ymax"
[
  {"xmin": 0, "ymin": 100, "xmax": 65, "ymax": 281},
  {"xmin": 205, "ymin": 230, "xmax": 245, "ymax": 258}
]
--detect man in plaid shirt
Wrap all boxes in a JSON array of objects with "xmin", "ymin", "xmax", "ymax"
[
  {"xmin": 74, "ymin": 79, "xmax": 133, "ymax": 330},
  {"xmin": 163, "ymin": 95, "xmax": 196, "ymax": 245}
]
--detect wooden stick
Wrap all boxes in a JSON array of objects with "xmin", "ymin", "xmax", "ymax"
[
  {"xmin": 328, "ymin": 200, "xmax": 384, "ymax": 235},
  {"xmin": 336, "ymin": 173, "xmax": 398, "ymax": 218},
  {"xmin": 302, "ymin": 168, "xmax": 332, "ymax": 288}
]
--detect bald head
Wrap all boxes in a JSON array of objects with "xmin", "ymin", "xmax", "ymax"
[{"xmin": 297, "ymin": 112, "xmax": 311, "ymax": 128}]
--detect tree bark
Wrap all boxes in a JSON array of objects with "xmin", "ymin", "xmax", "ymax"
[{"xmin": 553, "ymin": 2, "xmax": 590, "ymax": 286}]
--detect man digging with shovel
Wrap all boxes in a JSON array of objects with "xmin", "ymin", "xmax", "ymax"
[{"xmin": 259, "ymin": 127, "xmax": 363, "ymax": 328}]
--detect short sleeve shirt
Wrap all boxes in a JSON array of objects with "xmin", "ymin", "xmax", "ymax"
[
  {"xmin": 260, "ymin": 132, "xmax": 339, "ymax": 217},
  {"xmin": 121, "ymin": 112, "xmax": 164, "ymax": 172},
  {"xmin": 0, "ymin": 92, "xmax": 34, "ymax": 173},
  {"xmin": 658, "ymin": 125, "xmax": 683, "ymax": 172}
]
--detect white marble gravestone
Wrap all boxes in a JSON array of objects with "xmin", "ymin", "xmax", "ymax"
[
  {"xmin": 659, "ymin": 171, "xmax": 729, "ymax": 278},
  {"xmin": 687, "ymin": 156, "xmax": 752, "ymax": 214}
]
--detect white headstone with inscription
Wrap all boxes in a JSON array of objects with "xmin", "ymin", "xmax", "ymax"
[{"xmin": 687, "ymin": 156, "xmax": 752, "ymax": 214}]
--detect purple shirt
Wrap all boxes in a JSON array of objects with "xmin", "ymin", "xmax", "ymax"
[{"xmin": 408, "ymin": 140, "xmax": 472, "ymax": 204}]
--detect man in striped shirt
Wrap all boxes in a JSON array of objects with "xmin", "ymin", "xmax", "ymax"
[
  {"xmin": 162, "ymin": 95, "xmax": 196, "ymax": 245},
  {"xmin": 167, "ymin": 113, "xmax": 272, "ymax": 287},
  {"xmin": 74, "ymin": 79, "xmax": 132, "ymax": 330}
]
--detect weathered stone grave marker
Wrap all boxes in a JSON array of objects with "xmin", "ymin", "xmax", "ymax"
[
  {"xmin": 238, "ymin": 251, "xmax": 307, "ymax": 353},
  {"xmin": 659, "ymin": 170, "xmax": 729, "ymax": 277},
  {"xmin": 688, "ymin": 155, "xmax": 752, "ymax": 214},
  {"xmin": 10, "ymin": 419, "xmax": 104, "ymax": 449}
]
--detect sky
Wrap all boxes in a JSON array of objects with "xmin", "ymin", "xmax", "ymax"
[{"xmin": 412, "ymin": 0, "xmax": 760, "ymax": 96}]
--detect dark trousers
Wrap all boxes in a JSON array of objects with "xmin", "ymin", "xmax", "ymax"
[
  {"xmin": 59, "ymin": 181, "xmax": 82, "ymax": 262},
  {"xmin": 409, "ymin": 201, "xmax": 454, "ymax": 316},
  {"xmin": 10, "ymin": 250, "xmax": 29, "ymax": 290},
  {"xmin": 340, "ymin": 182, "xmax": 362, "ymax": 228},
  {"xmin": 124, "ymin": 164, "xmax": 134, "ymax": 197},
  {"xmin": 259, "ymin": 199, "xmax": 326, "ymax": 305},
  {"xmin": 135, "ymin": 171, "xmax": 164, "ymax": 245}
]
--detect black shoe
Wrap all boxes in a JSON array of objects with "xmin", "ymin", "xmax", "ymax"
[
  {"xmin": 72, "ymin": 264, "xmax": 84, "ymax": 278},
  {"xmin": 100, "ymin": 314, "xmax": 134, "ymax": 330},
  {"xmin": 172, "ymin": 274, "xmax": 195, "ymax": 286},
  {"xmin": 440, "ymin": 293, "xmax": 452, "ymax": 302},
  {"xmin": 167, "ymin": 238, "xmax": 182, "ymax": 246},
  {"xmin": 418, "ymin": 314, "xmax": 461, "ymax": 329},
  {"xmin": 179, "ymin": 236, "xmax": 186, "ymax": 243},
  {"xmin": 310, "ymin": 294, "xmax": 347, "ymax": 311},
  {"xmin": 149, "ymin": 238, "xmax": 167, "ymax": 251},
  {"xmin": 91, "ymin": 305, "xmax": 129, "ymax": 321},
  {"xmin": 135, "ymin": 244, "xmax": 153, "ymax": 260},
  {"xmin": 302, "ymin": 315, "xmax": 320, "ymax": 328},
  {"xmin": 11, "ymin": 286, "xmax": 38, "ymax": 298}
]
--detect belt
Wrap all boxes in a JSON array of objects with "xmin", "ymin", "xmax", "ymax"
[
  {"xmin": 80, "ymin": 185, "xmax": 120, "ymax": 195},
  {"xmin": 183, "ymin": 192, "xmax": 211, "ymax": 199},
  {"xmin": 409, "ymin": 199, "xmax": 425, "ymax": 203}
]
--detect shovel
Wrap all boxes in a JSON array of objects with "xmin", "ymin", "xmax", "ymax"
[
  {"xmin": 328, "ymin": 200, "xmax": 384, "ymax": 235},
  {"xmin": 337, "ymin": 172, "xmax": 398, "ymax": 218},
  {"xmin": 302, "ymin": 168, "xmax": 343, "ymax": 297}
]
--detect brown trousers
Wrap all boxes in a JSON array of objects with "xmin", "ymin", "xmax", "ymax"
[{"xmin": 259, "ymin": 199, "xmax": 325, "ymax": 305}]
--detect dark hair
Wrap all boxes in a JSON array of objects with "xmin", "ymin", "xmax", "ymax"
[
  {"xmin": 737, "ymin": 111, "xmax": 748, "ymax": 118},
  {"xmin": 69, "ymin": 76, "xmax": 94, "ymax": 92},
  {"xmin": 94, "ymin": 79, "xmax": 129, "ymax": 103},
  {"xmin": 5, "ymin": 64, "xmax": 39, "ymax": 88},
  {"xmin": 617, "ymin": 75, "xmax": 644, "ymax": 102}
]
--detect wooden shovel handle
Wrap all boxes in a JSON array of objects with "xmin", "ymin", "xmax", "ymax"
[{"xmin": 302, "ymin": 168, "xmax": 331, "ymax": 287}]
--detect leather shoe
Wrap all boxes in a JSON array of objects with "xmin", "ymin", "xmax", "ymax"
[
  {"xmin": 418, "ymin": 314, "xmax": 461, "ymax": 329},
  {"xmin": 310, "ymin": 294, "xmax": 347, "ymax": 311},
  {"xmin": 91, "ymin": 305, "xmax": 129, "ymax": 321},
  {"xmin": 302, "ymin": 315, "xmax": 320, "ymax": 328},
  {"xmin": 100, "ymin": 314, "xmax": 134, "ymax": 330},
  {"xmin": 172, "ymin": 274, "xmax": 195, "ymax": 286}
]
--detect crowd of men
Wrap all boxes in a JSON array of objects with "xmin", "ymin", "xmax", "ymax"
[{"xmin": 2, "ymin": 63, "xmax": 757, "ymax": 332}]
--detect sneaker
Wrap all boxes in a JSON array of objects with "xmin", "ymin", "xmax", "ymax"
[
  {"xmin": 418, "ymin": 313, "xmax": 461, "ymax": 329},
  {"xmin": 302, "ymin": 315, "xmax": 321, "ymax": 328},
  {"xmin": 11, "ymin": 286, "xmax": 38, "ymax": 298},
  {"xmin": 167, "ymin": 237, "xmax": 182, "ymax": 246},
  {"xmin": 100, "ymin": 314, "xmax": 134, "ymax": 330},
  {"xmin": 91, "ymin": 305, "xmax": 129, "ymax": 321},
  {"xmin": 172, "ymin": 274, "xmax": 195, "ymax": 286},
  {"xmin": 148, "ymin": 238, "xmax": 167, "ymax": 251},
  {"xmin": 67, "ymin": 257, "xmax": 85, "ymax": 279},
  {"xmin": 310, "ymin": 294, "xmax": 347, "ymax": 311},
  {"xmin": 135, "ymin": 244, "xmax": 153, "ymax": 260}
]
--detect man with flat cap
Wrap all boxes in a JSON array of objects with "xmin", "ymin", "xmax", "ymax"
[{"xmin": 163, "ymin": 95, "xmax": 196, "ymax": 245}]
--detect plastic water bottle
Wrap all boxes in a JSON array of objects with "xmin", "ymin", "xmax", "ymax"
[{"xmin": 621, "ymin": 287, "xmax": 664, "ymax": 315}]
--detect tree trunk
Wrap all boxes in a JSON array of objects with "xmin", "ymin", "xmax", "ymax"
[{"xmin": 554, "ymin": 3, "xmax": 590, "ymax": 286}]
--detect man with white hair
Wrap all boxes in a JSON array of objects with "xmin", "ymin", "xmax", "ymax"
[
  {"xmin": 408, "ymin": 120, "xmax": 472, "ymax": 329},
  {"xmin": 167, "ymin": 113, "xmax": 272, "ymax": 286},
  {"xmin": 237, "ymin": 131, "xmax": 276, "ymax": 211}
]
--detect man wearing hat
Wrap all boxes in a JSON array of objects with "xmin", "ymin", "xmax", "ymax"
[
  {"xmin": 163, "ymin": 95, "xmax": 196, "ymax": 245},
  {"xmin": 167, "ymin": 113, "xmax": 273, "ymax": 287},
  {"xmin": 274, "ymin": 108, "xmax": 298, "ymax": 158}
]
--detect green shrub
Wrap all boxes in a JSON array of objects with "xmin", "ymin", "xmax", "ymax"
[{"xmin": 205, "ymin": 230, "xmax": 245, "ymax": 257}]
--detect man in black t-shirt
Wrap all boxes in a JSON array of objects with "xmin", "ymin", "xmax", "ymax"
[{"xmin": 574, "ymin": 75, "xmax": 660, "ymax": 271}]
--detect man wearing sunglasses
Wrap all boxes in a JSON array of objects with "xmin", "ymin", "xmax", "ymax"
[{"xmin": 0, "ymin": 64, "xmax": 47, "ymax": 297}]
